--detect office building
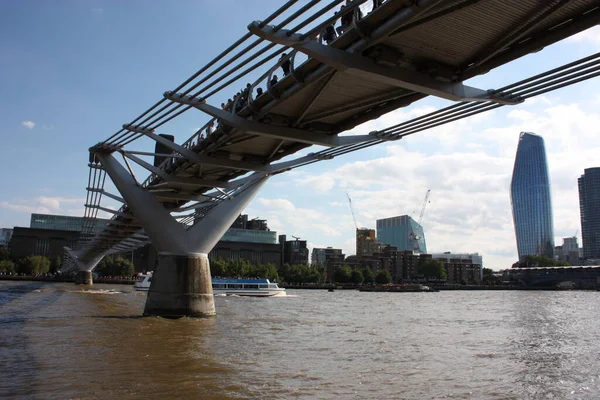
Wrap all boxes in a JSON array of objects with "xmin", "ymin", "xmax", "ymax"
[
  {"xmin": 555, "ymin": 237, "xmax": 580, "ymax": 265},
  {"xmin": 209, "ymin": 214, "xmax": 280, "ymax": 267},
  {"xmin": 431, "ymin": 252, "xmax": 483, "ymax": 284},
  {"xmin": 30, "ymin": 213, "xmax": 111, "ymax": 234},
  {"xmin": 311, "ymin": 247, "xmax": 345, "ymax": 266},
  {"xmin": 579, "ymin": 167, "xmax": 600, "ymax": 260},
  {"xmin": 376, "ymin": 215, "xmax": 427, "ymax": 253},
  {"xmin": 10, "ymin": 227, "xmax": 80, "ymax": 259},
  {"xmin": 279, "ymin": 235, "xmax": 309, "ymax": 265},
  {"xmin": 356, "ymin": 228, "xmax": 381, "ymax": 259},
  {"xmin": 0, "ymin": 228, "xmax": 13, "ymax": 249},
  {"xmin": 510, "ymin": 132, "xmax": 554, "ymax": 260}
]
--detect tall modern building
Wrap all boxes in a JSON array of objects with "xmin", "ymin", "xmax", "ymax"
[
  {"xmin": 578, "ymin": 167, "xmax": 600, "ymax": 260},
  {"xmin": 376, "ymin": 215, "xmax": 427, "ymax": 253},
  {"xmin": 510, "ymin": 132, "xmax": 554, "ymax": 260}
]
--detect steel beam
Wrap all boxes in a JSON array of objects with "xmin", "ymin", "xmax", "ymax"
[
  {"xmin": 96, "ymin": 152, "xmax": 190, "ymax": 254},
  {"xmin": 86, "ymin": 188, "xmax": 125, "ymax": 203},
  {"xmin": 186, "ymin": 174, "xmax": 269, "ymax": 254},
  {"xmin": 85, "ymin": 204, "xmax": 132, "ymax": 218},
  {"xmin": 164, "ymin": 92, "xmax": 379, "ymax": 147},
  {"xmin": 149, "ymin": 191, "xmax": 211, "ymax": 202},
  {"xmin": 122, "ymin": 124, "xmax": 267, "ymax": 172},
  {"xmin": 248, "ymin": 23, "xmax": 523, "ymax": 105}
]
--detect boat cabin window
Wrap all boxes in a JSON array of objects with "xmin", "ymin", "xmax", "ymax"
[
  {"xmin": 228, "ymin": 284, "xmax": 243, "ymax": 289},
  {"xmin": 213, "ymin": 284, "xmax": 225, "ymax": 289},
  {"xmin": 258, "ymin": 284, "xmax": 268, "ymax": 288},
  {"xmin": 244, "ymin": 284, "xmax": 259, "ymax": 289}
]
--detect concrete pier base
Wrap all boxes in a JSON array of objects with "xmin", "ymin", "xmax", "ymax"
[
  {"xmin": 75, "ymin": 270, "xmax": 93, "ymax": 285},
  {"xmin": 143, "ymin": 253, "xmax": 215, "ymax": 318}
]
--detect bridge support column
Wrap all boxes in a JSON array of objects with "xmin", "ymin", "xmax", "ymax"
[
  {"xmin": 95, "ymin": 152, "xmax": 269, "ymax": 318},
  {"xmin": 144, "ymin": 253, "xmax": 214, "ymax": 318},
  {"xmin": 64, "ymin": 248, "xmax": 104, "ymax": 285},
  {"xmin": 75, "ymin": 270, "xmax": 94, "ymax": 285}
]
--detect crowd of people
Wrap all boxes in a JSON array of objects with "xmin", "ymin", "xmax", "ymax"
[
  {"xmin": 190, "ymin": 0, "xmax": 387, "ymax": 148},
  {"xmin": 321, "ymin": 0, "xmax": 386, "ymax": 44}
]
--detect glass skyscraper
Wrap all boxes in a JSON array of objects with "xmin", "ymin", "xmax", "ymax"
[
  {"xmin": 510, "ymin": 132, "xmax": 554, "ymax": 260},
  {"xmin": 376, "ymin": 215, "xmax": 427, "ymax": 253},
  {"xmin": 578, "ymin": 167, "xmax": 600, "ymax": 260}
]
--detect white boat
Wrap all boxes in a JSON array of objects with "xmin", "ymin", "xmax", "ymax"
[
  {"xmin": 212, "ymin": 278, "xmax": 286, "ymax": 297},
  {"xmin": 134, "ymin": 271, "xmax": 153, "ymax": 291},
  {"xmin": 134, "ymin": 273, "xmax": 285, "ymax": 297}
]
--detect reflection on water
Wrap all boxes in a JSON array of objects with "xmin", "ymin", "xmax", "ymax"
[{"xmin": 1, "ymin": 281, "xmax": 600, "ymax": 399}]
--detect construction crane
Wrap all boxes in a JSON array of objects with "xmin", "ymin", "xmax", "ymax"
[
  {"xmin": 346, "ymin": 193, "xmax": 358, "ymax": 230},
  {"xmin": 410, "ymin": 189, "xmax": 431, "ymax": 253}
]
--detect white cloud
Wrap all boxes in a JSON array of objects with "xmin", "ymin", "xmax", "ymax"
[
  {"xmin": 22, "ymin": 121, "xmax": 35, "ymax": 129},
  {"xmin": 566, "ymin": 26, "xmax": 600, "ymax": 45},
  {"xmin": 0, "ymin": 196, "xmax": 86, "ymax": 219},
  {"xmin": 256, "ymin": 197, "xmax": 342, "ymax": 237}
]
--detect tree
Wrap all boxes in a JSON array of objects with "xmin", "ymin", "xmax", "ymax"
[
  {"xmin": 375, "ymin": 270, "xmax": 392, "ymax": 284},
  {"xmin": 362, "ymin": 267, "xmax": 374, "ymax": 284},
  {"xmin": 211, "ymin": 258, "xmax": 228, "ymax": 277},
  {"xmin": 350, "ymin": 269, "xmax": 364, "ymax": 284},
  {"xmin": 112, "ymin": 257, "xmax": 134, "ymax": 276},
  {"xmin": 17, "ymin": 255, "xmax": 50, "ymax": 275},
  {"xmin": 333, "ymin": 265, "xmax": 352, "ymax": 283},
  {"xmin": 482, "ymin": 268, "xmax": 499, "ymax": 284},
  {"xmin": 0, "ymin": 248, "xmax": 10, "ymax": 261},
  {"xmin": 0, "ymin": 260, "xmax": 15, "ymax": 274},
  {"xmin": 50, "ymin": 255, "xmax": 62, "ymax": 274},
  {"xmin": 95, "ymin": 256, "xmax": 114, "ymax": 276},
  {"xmin": 249, "ymin": 263, "xmax": 280, "ymax": 282},
  {"xmin": 95, "ymin": 256, "xmax": 134, "ymax": 276},
  {"xmin": 513, "ymin": 255, "xmax": 569, "ymax": 268},
  {"xmin": 419, "ymin": 259, "xmax": 447, "ymax": 280}
]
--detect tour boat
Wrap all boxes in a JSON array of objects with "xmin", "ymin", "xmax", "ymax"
[
  {"xmin": 134, "ymin": 271, "xmax": 153, "ymax": 291},
  {"xmin": 134, "ymin": 273, "xmax": 285, "ymax": 297}
]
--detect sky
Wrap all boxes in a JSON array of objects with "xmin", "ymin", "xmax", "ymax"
[{"xmin": 1, "ymin": 1, "xmax": 599, "ymax": 270}]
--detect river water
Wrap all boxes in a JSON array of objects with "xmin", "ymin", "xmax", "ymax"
[{"xmin": 1, "ymin": 281, "xmax": 600, "ymax": 399}]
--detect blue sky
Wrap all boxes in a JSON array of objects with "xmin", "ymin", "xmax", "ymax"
[{"xmin": 1, "ymin": 1, "xmax": 599, "ymax": 270}]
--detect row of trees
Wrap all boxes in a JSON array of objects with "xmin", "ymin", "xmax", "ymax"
[
  {"xmin": 0, "ymin": 248, "xmax": 134, "ymax": 277},
  {"xmin": 95, "ymin": 256, "xmax": 135, "ymax": 277},
  {"xmin": 331, "ymin": 265, "xmax": 390, "ymax": 284},
  {"xmin": 211, "ymin": 258, "xmax": 280, "ymax": 281},
  {"xmin": 207, "ymin": 257, "xmax": 449, "ymax": 285},
  {"xmin": 0, "ymin": 254, "xmax": 61, "ymax": 276},
  {"xmin": 512, "ymin": 255, "xmax": 569, "ymax": 268}
]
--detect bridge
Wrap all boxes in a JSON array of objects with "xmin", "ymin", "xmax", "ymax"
[
  {"xmin": 506, "ymin": 266, "xmax": 600, "ymax": 289},
  {"xmin": 60, "ymin": 0, "xmax": 600, "ymax": 317}
]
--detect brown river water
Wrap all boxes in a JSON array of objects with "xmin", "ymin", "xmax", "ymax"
[{"xmin": 1, "ymin": 281, "xmax": 600, "ymax": 399}]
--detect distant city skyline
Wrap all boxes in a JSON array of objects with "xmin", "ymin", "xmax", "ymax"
[{"xmin": 510, "ymin": 132, "xmax": 555, "ymax": 260}]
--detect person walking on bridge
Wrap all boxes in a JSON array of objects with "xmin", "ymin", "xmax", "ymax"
[{"xmin": 279, "ymin": 53, "xmax": 291, "ymax": 76}]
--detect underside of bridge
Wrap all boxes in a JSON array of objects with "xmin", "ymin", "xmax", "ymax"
[{"xmin": 62, "ymin": 0, "xmax": 600, "ymax": 317}]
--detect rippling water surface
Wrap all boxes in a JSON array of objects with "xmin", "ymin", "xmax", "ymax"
[{"xmin": 2, "ymin": 281, "xmax": 600, "ymax": 399}]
